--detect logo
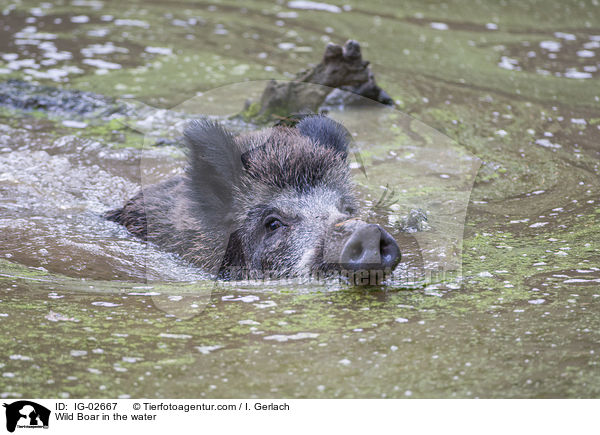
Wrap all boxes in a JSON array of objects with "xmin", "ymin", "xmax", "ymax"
[{"xmin": 3, "ymin": 401, "xmax": 50, "ymax": 433}]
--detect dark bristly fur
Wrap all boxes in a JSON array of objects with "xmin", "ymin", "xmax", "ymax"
[{"xmin": 240, "ymin": 127, "xmax": 349, "ymax": 193}]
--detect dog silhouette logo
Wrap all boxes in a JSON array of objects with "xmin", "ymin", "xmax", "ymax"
[{"xmin": 3, "ymin": 401, "xmax": 50, "ymax": 433}]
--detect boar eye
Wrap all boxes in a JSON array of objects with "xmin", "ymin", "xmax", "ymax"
[{"xmin": 264, "ymin": 216, "xmax": 284, "ymax": 232}]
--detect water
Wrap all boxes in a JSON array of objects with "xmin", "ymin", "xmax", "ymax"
[{"xmin": 0, "ymin": 0, "xmax": 599, "ymax": 398}]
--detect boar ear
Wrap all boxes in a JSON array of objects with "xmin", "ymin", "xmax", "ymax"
[
  {"xmin": 184, "ymin": 119, "xmax": 243, "ymax": 226},
  {"xmin": 296, "ymin": 115, "xmax": 351, "ymax": 156}
]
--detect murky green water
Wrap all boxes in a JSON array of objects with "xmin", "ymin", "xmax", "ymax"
[{"xmin": 1, "ymin": 0, "xmax": 599, "ymax": 398}]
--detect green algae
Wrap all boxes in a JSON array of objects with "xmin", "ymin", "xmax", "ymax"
[
  {"xmin": 238, "ymin": 101, "xmax": 261, "ymax": 122},
  {"xmin": 1, "ymin": 0, "xmax": 599, "ymax": 399},
  {"xmin": 80, "ymin": 117, "xmax": 147, "ymax": 148}
]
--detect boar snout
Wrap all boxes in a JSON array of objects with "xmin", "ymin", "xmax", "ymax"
[{"xmin": 331, "ymin": 221, "xmax": 400, "ymax": 275}]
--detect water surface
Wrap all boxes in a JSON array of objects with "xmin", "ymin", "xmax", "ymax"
[{"xmin": 0, "ymin": 0, "xmax": 599, "ymax": 398}]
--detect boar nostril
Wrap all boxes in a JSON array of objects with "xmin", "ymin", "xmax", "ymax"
[
  {"xmin": 340, "ymin": 224, "xmax": 400, "ymax": 270},
  {"xmin": 379, "ymin": 228, "xmax": 401, "ymax": 268}
]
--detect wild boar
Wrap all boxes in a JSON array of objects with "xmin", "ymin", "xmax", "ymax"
[{"xmin": 105, "ymin": 116, "xmax": 400, "ymax": 284}]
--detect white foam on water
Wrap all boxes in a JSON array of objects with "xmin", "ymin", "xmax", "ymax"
[
  {"xmin": 145, "ymin": 46, "xmax": 173, "ymax": 55},
  {"xmin": 264, "ymin": 332, "xmax": 319, "ymax": 342},
  {"xmin": 576, "ymin": 49, "xmax": 595, "ymax": 58},
  {"xmin": 498, "ymin": 56, "xmax": 519, "ymax": 71},
  {"xmin": 81, "ymin": 42, "xmax": 128, "ymax": 56},
  {"xmin": 91, "ymin": 301, "xmax": 121, "ymax": 307},
  {"xmin": 159, "ymin": 333, "xmax": 192, "ymax": 339},
  {"xmin": 535, "ymin": 138, "xmax": 561, "ymax": 148},
  {"xmin": 430, "ymin": 22, "xmax": 449, "ymax": 30},
  {"xmin": 529, "ymin": 222, "xmax": 549, "ymax": 228},
  {"xmin": 113, "ymin": 19, "xmax": 149, "ymax": 27},
  {"xmin": 82, "ymin": 58, "xmax": 122, "ymax": 69},
  {"xmin": 195, "ymin": 345, "xmax": 223, "ymax": 354},
  {"xmin": 287, "ymin": 1, "xmax": 342, "ymax": 13},
  {"xmin": 70, "ymin": 15, "xmax": 90, "ymax": 23},
  {"xmin": 62, "ymin": 120, "xmax": 88, "ymax": 128},
  {"xmin": 564, "ymin": 69, "xmax": 592, "ymax": 79},
  {"xmin": 554, "ymin": 32, "xmax": 576, "ymax": 40},
  {"xmin": 540, "ymin": 40, "xmax": 561, "ymax": 51}
]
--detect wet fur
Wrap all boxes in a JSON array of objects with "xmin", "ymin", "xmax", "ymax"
[{"xmin": 105, "ymin": 116, "xmax": 356, "ymax": 278}]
